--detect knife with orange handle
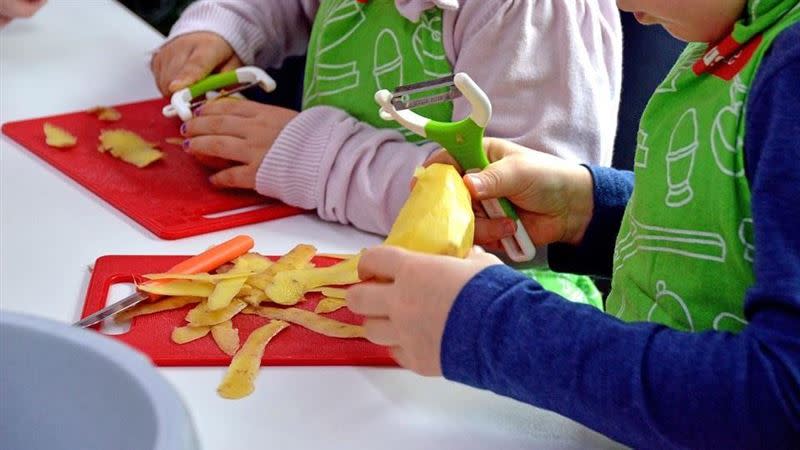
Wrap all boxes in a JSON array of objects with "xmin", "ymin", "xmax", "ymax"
[{"xmin": 74, "ymin": 235, "xmax": 254, "ymax": 328}]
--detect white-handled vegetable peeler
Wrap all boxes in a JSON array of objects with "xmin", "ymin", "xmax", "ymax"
[
  {"xmin": 162, "ymin": 66, "xmax": 277, "ymax": 121},
  {"xmin": 375, "ymin": 73, "xmax": 536, "ymax": 262}
]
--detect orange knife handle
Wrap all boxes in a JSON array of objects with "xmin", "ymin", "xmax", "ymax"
[{"xmin": 168, "ymin": 235, "xmax": 254, "ymax": 274}]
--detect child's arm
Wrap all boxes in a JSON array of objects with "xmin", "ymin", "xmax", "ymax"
[
  {"xmin": 443, "ymin": 28, "xmax": 800, "ymax": 449},
  {"xmin": 257, "ymin": 0, "xmax": 622, "ymax": 235},
  {"xmin": 168, "ymin": 0, "xmax": 319, "ymax": 70}
]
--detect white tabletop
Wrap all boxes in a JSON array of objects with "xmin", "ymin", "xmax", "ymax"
[{"xmin": 0, "ymin": 2, "xmax": 623, "ymax": 449}]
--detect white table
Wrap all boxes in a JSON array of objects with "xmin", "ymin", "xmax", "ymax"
[{"xmin": 0, "ymin": 2, "xmax": 623, "ymax": 449}]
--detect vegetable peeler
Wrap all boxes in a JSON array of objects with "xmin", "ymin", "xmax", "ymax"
[
  {"xmin": 375, "ymin": 73, "xmax": 536, "ymax": 262},
  {"xmin": 162, "ymin": 66, "xmax": 277, "ymax": 121}
]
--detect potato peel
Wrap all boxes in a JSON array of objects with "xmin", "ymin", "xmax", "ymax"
[
  {"xmin": 264, "ymin": 256, "xmax": 360, "ymax": 305},
  {"xmin": 171, "ymin": 325, "xmax": 211, "ymax": 344},
  {"xmin": 87, "ymin": 106, "xmax": 122, "ymax": 122},
  {"xmin": 314, "ymin": 297, "xmax": 347, "ymax": 314},
  {"xmin": 310, "ymin": 287, "xmax": 348, "ymax": 299},
  {"xmin": 43, "ymin": 123, "xmax": 77, "ymax": 148},
  {"xmin": 243, "ymin": 305, "xmax": 364, "ymax": 339},
  {"xmin": 247, "ymin": 244, "xmax": 316, "ymax": 291},
  {"xmin": 211, "ymin": 320, "xmax": 240, "ymax": 356},
  {"xmin": 98, "ymin": 129, "xmax": 163, "ymax": 168},
  {"xmin": 217, "ymin": 320, "xmax": 289, "ymax": 399},
  {"xmin": 186, "ymin": 299, "xmax": 247, "ymax": 326},
  {"xmin": 138, "ymin": 279, "xmax": 215, "ymax": 298},
  {"xmin": 115, "ymin": 295, "xmax": 202, "ymax": 322}
]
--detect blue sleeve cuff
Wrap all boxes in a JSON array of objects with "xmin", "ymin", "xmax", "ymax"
[
  {"xmin": 441, "ymin": 264, "xmax": 532, "ymax": 388},
  {"xmin": 549, "ymin": 165, "xmax": 634, "ymax": 277}
]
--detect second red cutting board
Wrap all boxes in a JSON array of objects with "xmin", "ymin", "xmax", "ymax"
[
  {"xmin": 1, "ymin": 98, "xmax": 305, "ymax": 239},
  {"xmin": 81, "ymin": 254, "xmax": 396, "ymax": 367}
]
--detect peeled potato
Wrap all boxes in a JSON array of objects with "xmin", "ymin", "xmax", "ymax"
[
  {"xmin": 43, "ymin": 123, "xmax": 77, "ymax": 148},
  {"xmin": 171, "ymin": 325, "xmax": 211, "ymax": 344},
  {"xmin": 211, "ymin": 320, "xmax": 240, "ymax": 356},
  {"xmin": 264, "ymin": 256, "xmax": 360, "ymax": 305},
  {"xmin": 385, "ymin": 164, "xmax": 474, "ymax": 258},
  {"xmin": 98, "ymin": 129, "xmax": 163, "ymax": 168},
  {"xmin": 243, "ymin": 305, "xmax": 364, "ymax": 339},
  {"xmin": 217, "ymin": 320, "xmax": 289, "ymax": 399}
]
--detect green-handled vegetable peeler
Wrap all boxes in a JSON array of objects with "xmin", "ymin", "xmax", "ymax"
[
  {"xmin": 375, "ymin": 73, "xmax": 536, "ymax": 262},
  {"xmin": 162, "ymin": 66, "xmax": 277, "ymax": 122}
]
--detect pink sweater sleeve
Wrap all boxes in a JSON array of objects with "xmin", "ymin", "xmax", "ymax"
[
  {"xmin": 167, "ymin": 0, "xmax": 320, "ymax": 68},
  {"xmin": 257, "ymin": 0, "xmax": 622, "ymax": 236}
]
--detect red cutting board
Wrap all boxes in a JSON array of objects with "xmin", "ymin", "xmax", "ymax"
[
  {"xmin": 81, "ymin": 254, "xmax": 396, "ymax": 367},
  {"xmin": 1, "ymin": 99, "xmax": 305, "ymax": 239}
]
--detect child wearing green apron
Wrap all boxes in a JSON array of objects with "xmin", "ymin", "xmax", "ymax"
[
  {"xmin": 347, "ymin": 1, "xmax": 800, "ymax": 447},
  {"xmin": 154, "ymin": 0, "xmax": 619, "ymax": 304}
]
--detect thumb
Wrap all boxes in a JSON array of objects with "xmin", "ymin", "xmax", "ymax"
[
  {"xmin": 462, "ymin": 156, "xmax": 525, "ymax": 201},
  {"xmin": 168, "ymin": 45, "xmax": 229, "ymax": 92}
]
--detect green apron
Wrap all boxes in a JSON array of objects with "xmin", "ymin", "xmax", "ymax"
[
  {"xmin": 606, "ymin": 0, "xmax": 800, "ymax": 332},
  {"xmin": 303, "ymin": 0, "xmax": 604, "ymax": 308}
]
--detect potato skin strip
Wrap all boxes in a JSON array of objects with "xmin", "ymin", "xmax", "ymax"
[
  {"xmin": 247, "ymin": 244, "xmax": 316, "ymax": 291},
  {"xmin": 43, "ymin": 123, "xmax": 77, "ymax": 148},
  {"xmin": 138, "ymin": 280, "xmax": 214, "ymax": 298},
  {"xmin": 243, "ymin": 306, "xmax": 364, "ymax": 339},
  {"xmin": 171, "ymin": 325, "xmax": 211, "ymax": 344},
  {"xmin": 115, "ymin": 296, "xmax": 203, "ymax": 322},
  {"xmin": 264, "ymin": 256, "xmax": 360, "ymax": 305},
  {"xmin": 211, "ymin": 320, "xmax": 240, "ymax": 356},
  {"xmin": 217, "ymin": 320, "xmax": 289, "ymax": 399},
  {"xmin": 314, "ymin": 297, "xmax": 347, "ymax": 314},
  {"xmin": 186, "ymin": 299, "xmax": 246, "ymax": 326}
]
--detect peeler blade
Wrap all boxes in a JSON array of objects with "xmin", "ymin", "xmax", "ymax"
[{"xmin": 390, "ymin": 75, "xmax": 462, "ymax": 111}]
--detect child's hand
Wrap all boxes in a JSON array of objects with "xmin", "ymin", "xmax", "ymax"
[
  {"xmin": 181, "ymin": 99, "xmax": 298, "ymax": 189},
  {"xmin": 348, "ymin": 245, "xmax": 502, "ymax": 376},
  {"xmin": 424, "ymin": 138, "xmax": 595, "ymax": 248},
  {"xmin": 151, "ymin": 32, "xmax": 242, "ymax": 96},
  {"xmin": 0, "ymin": 0, "xmax": 46, "ymax": 27}
]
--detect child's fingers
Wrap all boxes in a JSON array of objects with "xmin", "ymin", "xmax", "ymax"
[
  {"xmin": 217, "ymin": 55, "xmax": 243, "ymax": 73},
  {"xmin": 463, "ymin": 155, "xmax": 526, "ymax": 201},
  {"xmin": 357, "ymin": 245, "xmax": 407, "ymax": 281},
  {"xmin": 208, "ymin": 164, "xmax": 256, "ymax": 189},
  {"xmin": 362, "ymin": 317, "xmax": 399, "ymax": 346},
  {"xmin": 197, "ymin": 98, "xmax": 262, "ymax": 118},
  {"xmin": 185, "ymin": 135, "xmax": 250, "ymax": 163},
  {"xmin": 347, "ymin": 282, "xmax": 393, "ymax": 317},
  {"xmin": 168, "ymin": 44, "xmax": 227, "ymax": 93},
  {"xmin": 184, "ymin": 115, "xmax": 248, "ymax": 139},
  {"xmin": 473, "ymin": 217, "xmax": 516, "ymax": 245}
]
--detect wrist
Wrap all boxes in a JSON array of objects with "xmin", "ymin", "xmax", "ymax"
[{"xmin": 564, "ymin": 165, "xmax": 594, "ymax": 245}]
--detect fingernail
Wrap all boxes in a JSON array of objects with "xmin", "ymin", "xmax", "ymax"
[
  {"xmin": 182, "ymin": 139, "xmax": 190, "ymax": 151},
  {"xmin": 503, "ymin": 220, "xmax": 516, "ymax": 236},
  {"xmin": 194, "ymin": 106, "xmax": 203, "ymax": 116},
  {"xmin": 180, "ymin": 123, "xmax": 187, "ymax": 136},
  {"xmin": 466, "ymin": 174, "xmax": 484, "ymax": 195}
]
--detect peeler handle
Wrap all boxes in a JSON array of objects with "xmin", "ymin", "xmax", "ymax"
[{"xmin": 478, "ymin": 197, "xmax": 537, "ymax": 262}]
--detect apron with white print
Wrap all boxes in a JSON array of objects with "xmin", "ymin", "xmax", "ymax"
[{"xmin": 606, "ymin": 1, "xmax": 800, "ymax": 332}]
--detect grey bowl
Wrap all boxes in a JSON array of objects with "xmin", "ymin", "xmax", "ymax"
[{"xmin": 0, "ymin": 311, "xmax": 198, "ymax": 450}]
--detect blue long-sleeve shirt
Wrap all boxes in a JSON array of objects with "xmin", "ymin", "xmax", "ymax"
[{"xmin": 441, "ymin": 24, "xmax": 800, "ymax": 449}]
